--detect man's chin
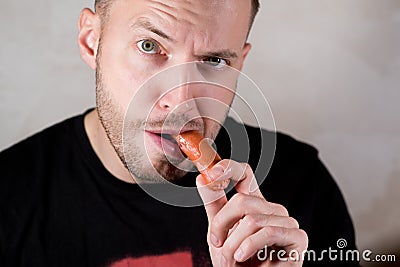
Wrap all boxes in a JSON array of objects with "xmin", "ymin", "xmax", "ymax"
[
  {"xmin": 152, "ymin": 157, "xmax": 189, "ymax": 182},
  {"xmin": 125, "ymin": 156, "xmax": 189, "ymax": 184}
]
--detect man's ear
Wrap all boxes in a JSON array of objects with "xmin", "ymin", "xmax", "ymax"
[
  {"xmin": 238, "ymin": 43, "xmax": 252, "ymax": 71},
  {"xmin": 78, "ymin": 8, "xmax": 101, "ymax": 70}
]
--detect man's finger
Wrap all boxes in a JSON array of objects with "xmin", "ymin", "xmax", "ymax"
[
  {"xmin": 209, "ymin": 193, "xmax": 289, "ymax": 247},
  {"xmin": 196, "ymin": 174, "xmax": 227, "ymax": 224},
  {"xmin": 233, "ymin": 226, "xmax": 308, "ymax": 263},
  {"xmin": 220, "ymin": 214, "xmax": 300, "ymax": 263},
  {"xmin": 209, "ymin": 160, "xmax": 264, "ymax": 198}
]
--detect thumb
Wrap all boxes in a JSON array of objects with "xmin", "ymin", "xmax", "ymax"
[{"xmin": 196, "ymin": 174, "xmax": 227, "ymax": 223}]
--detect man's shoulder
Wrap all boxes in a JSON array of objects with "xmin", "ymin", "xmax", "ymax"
[
  {"xmin": 0, "ymin": 113, "xmax": 85, "ymax": 203},
  {"xmin": 1, "ymin": 114, "xmax": 83, "ymax": 161}
]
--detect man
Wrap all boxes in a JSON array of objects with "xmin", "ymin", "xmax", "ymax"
[{"xmin": 0, "ymin": 0, "xmax": 359, "ymax": 266}]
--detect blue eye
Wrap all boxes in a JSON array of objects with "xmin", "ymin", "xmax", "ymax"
[
  {"xmin": 137, "ymin": 39, "xmax": 161, "ymax": 54},
  {"xmin": 203, "ymin": 57, "xmax": 229, "ymax": 68}
]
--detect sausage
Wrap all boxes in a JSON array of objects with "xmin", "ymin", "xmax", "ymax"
[{"xmin": 175, "ymin": 131, "xmax": 221, "ymax": 184}]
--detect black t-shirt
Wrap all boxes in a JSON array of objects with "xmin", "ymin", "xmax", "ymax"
[{"xmin": 0, "ymin": 111, "xmax": 360, "ymax": 266}]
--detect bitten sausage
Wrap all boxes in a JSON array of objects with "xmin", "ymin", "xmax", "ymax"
[{"xmin": 175, "ymin": 131, "xmax": 221, "ymax": 184}]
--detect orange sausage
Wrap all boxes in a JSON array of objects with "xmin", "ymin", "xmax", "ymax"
[{"xmin": 175, "ymin": 131, "xmax": 221, "ymax": 184}]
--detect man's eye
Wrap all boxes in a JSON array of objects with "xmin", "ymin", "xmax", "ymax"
[
  {"xmin": 137, "ymin": 40, "xmax": 161, "ymax": 54},
  {"xmin": 203, "ymin": 57, "xmax": 229, "ymax": 68}
]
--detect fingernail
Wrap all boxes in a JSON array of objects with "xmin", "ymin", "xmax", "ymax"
[
  {"xmin": 210, "ymin": 233, "xmax": 219, "ymax": 247},
  {"xmin": 234, "ymin": 248, "xmax": 244, "ymax": 262},
  {"xmin": 209, "ymin": 166, "xmax": 224, "ymax": 180},
  {"xmin": 212, "ymin": 179, "xmax": 230, "ymax": 191},
  {"xmin": 220, "ymin": 255, "xmax": 227, "ymax": 266}
]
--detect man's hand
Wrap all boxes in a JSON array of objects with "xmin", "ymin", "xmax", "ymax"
[{"xmin": 196, "ymin": 160, "xmax": 308, "ymax": 266}]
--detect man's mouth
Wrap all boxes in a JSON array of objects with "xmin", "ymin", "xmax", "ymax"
[
  {"xmin": 145, "ymin": 130, "xmax": 187, "ymax": 160},
  {"xmin": 159, "ymin": 133, "xmax": 178, "ymax": 145}
]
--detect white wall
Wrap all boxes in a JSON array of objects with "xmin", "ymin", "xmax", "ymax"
[
  {"xmin": 1, "ymin": 0, "xmax": 399, "ymax": 257},
  {"xmin": 0, "ymin": 0, "xmax": 95, "ymax": 149}
]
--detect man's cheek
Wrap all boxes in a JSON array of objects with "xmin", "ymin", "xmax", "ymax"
[{"xmin": 105, "ymin": 67, "xmax": 147, "ymax": 110}]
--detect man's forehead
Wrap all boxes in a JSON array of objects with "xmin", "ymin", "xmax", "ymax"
[
  {"xmin": 129, "ymin": 0, "xmax": 232, "ymax": 11},
  {"xmin": 111, "ymin": 0, "xmax": 250, "ymax": 22}
]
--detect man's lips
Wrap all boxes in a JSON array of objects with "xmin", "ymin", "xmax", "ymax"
[
  {"xmin": 144, "ymin": 130, "xmax": 193, "ymax": 160},
  {"xmin": 145, "ymin": 127, "xmax": 202, "ymax": 135}
]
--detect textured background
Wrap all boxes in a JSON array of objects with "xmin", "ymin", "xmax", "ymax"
[{"xmin": 1, "ymin": 0, "xmax": 399, "ymax": 262}]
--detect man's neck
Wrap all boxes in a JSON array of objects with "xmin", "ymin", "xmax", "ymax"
[{"xmin": 84, "ymin": 109, "xmax": 135, "ymax": 184}]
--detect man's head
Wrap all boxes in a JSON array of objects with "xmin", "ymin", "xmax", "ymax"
[{"xmin": 78, "ymin": 0, "xmax": 258, "ymax": 182}]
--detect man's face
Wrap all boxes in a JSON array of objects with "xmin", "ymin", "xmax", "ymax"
[{"xmin": 94, "ymin": 0, "xmax": 252, "ymax": 182}]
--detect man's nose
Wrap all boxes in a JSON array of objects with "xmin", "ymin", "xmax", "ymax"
[
  {"xmin": 158, "ymin": 63, "xmax": 202, "ymax": 111},
  {"xmin": 158, "ymin": 83, "xmax": 194, "ymax": 111}
]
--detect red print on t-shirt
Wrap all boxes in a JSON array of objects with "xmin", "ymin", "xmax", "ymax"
[{"xmin": 110, "ymin": 251, "xmax": 193, "ymax": 267}]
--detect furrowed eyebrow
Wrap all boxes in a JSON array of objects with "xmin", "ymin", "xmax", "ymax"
[
  {"xmin": 202, "ymin": 50, "xmax": 238, "ymax": 59},
  {"xmin": 130, "ymin": 18, "xmax": 175, "ymax": 42}
]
